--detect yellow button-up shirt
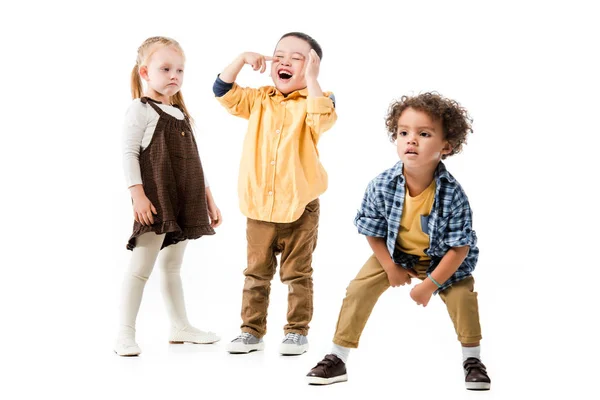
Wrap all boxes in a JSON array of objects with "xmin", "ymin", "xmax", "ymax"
[{"xmin": 217, "ymin": 83, "xmax": 337, "ymax": 223}]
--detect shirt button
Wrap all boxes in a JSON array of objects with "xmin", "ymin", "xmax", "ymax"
[
  {"xmin": 181, "ymin": 131, "xmax": 185, "ymax": 136},
  {"xmin": 395, "ymin": 201, "xmax": 400, "ymax": 207},
  {"xmin": 270, "ymin": 161, "xmax": 275, "ymax": 165},
  {"xmin": 268, "ymin": 191, "xmax": 273, "ymax": 196},
  {"xmin": 275, "ymin": 129, "xmax": 281, "ymax": 134}
]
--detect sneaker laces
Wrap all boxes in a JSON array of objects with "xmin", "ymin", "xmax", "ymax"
[
  {"xmin": 233, "ymin": 332, "xmax": 253, "ymax": 342},
  {"xmin": 286, "ymin": 333, "xmax": 301, "ymax": 343}
]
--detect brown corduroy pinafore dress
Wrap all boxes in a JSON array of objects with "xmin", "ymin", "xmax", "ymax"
[{"xmin": 126, "ymin": 97, "xmax": 215, "ymax": 250}]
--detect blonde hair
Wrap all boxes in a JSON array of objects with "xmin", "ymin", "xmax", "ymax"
[{"xmin": 130, "ymin": 36, "xmax": 192, "ymax": 122}]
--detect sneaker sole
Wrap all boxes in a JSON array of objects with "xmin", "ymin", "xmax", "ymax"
[
  {"xmin": 306, "ymin": 374, "xmax": 348, "ymax": 385},
  {"xmin": 227, "ymin": 342, "xmax": 265, "ymax": 354},
  {"xmin": 466, "ymin": 382, "xmax": 491, "ymax": 390},
  {"xmin": 280, "ymin": 343, "xmax": 309, "ymax": 355}
]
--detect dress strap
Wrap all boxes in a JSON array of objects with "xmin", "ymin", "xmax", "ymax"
[{"xmin": 140, "ymin": 97, "xmax": 164, "ymax": 115}]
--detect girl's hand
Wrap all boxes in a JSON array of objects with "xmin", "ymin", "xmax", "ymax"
[
  {"xmin": 409, "ymin": 283, "xmax": 435, "ymax": 307},
  {"xmin": 242, "ymin": 52, "xmax": 273, "ymax": 73},
  {"xmin": 132, "ymin": 194, "xmax": 157, "ymax": 226},
  {"xmin": 208, "ymin": 202, "xmax": 222, "ymax": 228},
  {"xmin": 304, "ymin": 49, "xmax": 320, "ymax": 81}
]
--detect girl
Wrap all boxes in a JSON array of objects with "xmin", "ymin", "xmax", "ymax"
[{"xmin": 114, "ymin": 36, "xmax": 221, "ymax": 356}]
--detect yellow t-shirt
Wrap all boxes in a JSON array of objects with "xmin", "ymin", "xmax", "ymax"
[
  {"xmin": 216, "ymin": 83, "xmax": 337, "ymax": 223},
  {"xmin": 396, "ymin": 180, "xmax": 436, "ymax": 260}
]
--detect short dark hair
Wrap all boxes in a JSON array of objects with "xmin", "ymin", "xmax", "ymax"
[
  {"xmin": 385, "ymin": 92, "xmax": 473, "ymax": 159},
  {"xmin": 279, "ymin": 32, "xmax": 323, "ymax": 60}
]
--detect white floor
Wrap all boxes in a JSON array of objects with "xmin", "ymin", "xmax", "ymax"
[{"xmin": 5, "ymin": 230, "xmax": 596, "ymax": 399}]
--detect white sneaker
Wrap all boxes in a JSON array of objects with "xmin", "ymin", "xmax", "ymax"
[
  {"xmin": 226, "ymin": 332, "xmax": 264, "ymax": 354},
  {"xmin": 279, "ymin": 333, "xmax": 309, "ymax": 355},
  {"xmin": 169, "ymin": 326, "xmax": 220, "ymax": 344},
  {"xmin": 114, "ymin": 335, "xmax": 141, "ymax": 356}
]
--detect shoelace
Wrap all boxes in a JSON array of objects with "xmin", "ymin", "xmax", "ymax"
[
  {"xmin": 233, "ymin": 332, "xmax": 253, "ymax": 342},
  {"xmin": 286, "ymin": 333, "xmax": 301, "ymax": 343}
]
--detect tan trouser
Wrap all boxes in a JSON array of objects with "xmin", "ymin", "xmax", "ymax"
[
  {"xmin": 240, "ymin": 199, "xmax": 320, "ymax": 338},
  {"xmin": 333, "ymin": 254, "xmax": 482, "ymax": 347}
]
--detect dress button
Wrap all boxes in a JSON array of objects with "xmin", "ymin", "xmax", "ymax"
[
  {"xmin": 281, "ymin": 101, "xmax": 286, "ymax": 105},
  {"xmin": 268, "ymin": 191, "xmax": 273, "ymax": 196},
  {"xmin": 181, "ymin": 131, "xmax": 185, "ymax": 136},
  {"xmin": 275, "ymin": 129, "xmax": 281, "ymax": 134},
  {"xmin": 395, "ymin": 201, "xmax": 400, "ymax": 207},
  {"xmin": 270, "ymin": 161, "xmax": 275, "ymax": 165}
]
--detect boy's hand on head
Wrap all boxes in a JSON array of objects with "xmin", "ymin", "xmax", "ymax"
[
  {"xmin": 242, "ymin": 52, "xmax": 273, "ymax": 74},
  {"xmin": 385, "ymin": 264, "xmax": 417, "ymax": 288},
  {"xmin": 409, "ymin": 283, "xmax": 435, "ymax": 307},
  {"xmin": 304, "ymin": 49, "xmax": 320, "ymax": 81}
]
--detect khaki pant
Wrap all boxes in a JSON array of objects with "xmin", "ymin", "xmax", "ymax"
[
  {"xmin": 240, "ymin": 199, "xmax": 320, "ymax": 338},
  {"xmin": 333, "ymin": 254, "xmax": 482, "ymax": 347}
]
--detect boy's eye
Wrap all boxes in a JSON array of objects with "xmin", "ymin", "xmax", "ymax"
[
  {"xmin": 398, "ymin": 131, "xmax": 407, "ymax": 136},
  {"xmin": 292, "ymin": 57, "xmax": 301, "ymax": 61},
  {"xmin": 162, "ymin": 67, "xmax": 169, "ymax": 72},
  {"xmin": 275, "ymin": 55, "xmax": 283, "ymax": 59},
  {"xmin": 177, "ymin": 69, "xmax": 184, "ymax": 73},
  {"xmin": 420, "ymin": 132, "xmax": 430, "ymax": 137}
]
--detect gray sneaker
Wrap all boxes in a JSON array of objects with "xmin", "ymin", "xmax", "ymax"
[
  {"xmin": 279, "ymin": 333, "xmax": 309, "ymax": 355},
  {"xmin": 226, "ymin": 332, "xmax": 264, "ymax": 354}
]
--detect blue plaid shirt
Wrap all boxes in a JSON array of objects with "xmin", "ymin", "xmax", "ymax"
[{"xmin": 354, "ymin": 161, "xmax": 479, "ymax": 294}]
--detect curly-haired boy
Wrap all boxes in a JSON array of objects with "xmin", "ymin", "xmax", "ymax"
[{"xmin": 306, "ymin": 93, "xmax": 491, "ymax": 390}]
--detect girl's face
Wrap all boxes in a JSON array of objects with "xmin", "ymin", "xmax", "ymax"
[
  {"xmin": 140, "ymin": 45, "xmax": 185, "ymax": 103},
  {"xmin": 271, "ymin": 36, "xmax": 312, "ymax": 95}
]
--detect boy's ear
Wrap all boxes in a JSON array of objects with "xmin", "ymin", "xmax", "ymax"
[
  {"xmin": 139, "ymin": 66, "xmax": 149, "ymax": 81},
  {"xmin": 442, "ymin": 141, "xmax": 453, "ymax": 155}
]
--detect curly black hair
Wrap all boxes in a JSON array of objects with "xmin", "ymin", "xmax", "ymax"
[{"xmin": 385, "ymin": 92, "xmax": 473, "ymax": 159}]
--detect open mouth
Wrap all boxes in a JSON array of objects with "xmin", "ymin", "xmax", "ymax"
[{"xmin": 278, "ymin": 69, "xmax": 293, "ymax": 81}]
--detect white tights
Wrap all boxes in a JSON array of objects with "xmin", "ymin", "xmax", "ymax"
[{"xmin": 117, "ymin": 232, "xmax": 190, "ymax": 337}]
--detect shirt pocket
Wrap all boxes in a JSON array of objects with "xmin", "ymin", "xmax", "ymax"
[{"xmin": 420, "ymin": 215, "xmax": 430, "ymax": 235}]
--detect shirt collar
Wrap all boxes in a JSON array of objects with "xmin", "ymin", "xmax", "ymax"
[
  {"xmin": 391, "ymin": 161, "xmax": 455, "ymax": 184},
  {"xmin": 267, "ymin": 86, "xmax": 309, "ymax": 99}
]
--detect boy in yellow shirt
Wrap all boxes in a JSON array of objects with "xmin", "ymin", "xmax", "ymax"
[{"xmin": 214, "ymin": 32, "xmax": 336, "ymax": 355}]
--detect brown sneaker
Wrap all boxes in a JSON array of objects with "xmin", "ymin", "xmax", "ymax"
[
  {"xmin": 306, "ymin": 354, "xmax": 348, "ymax": 385},
  {"xmin": 463, "ymin": 357, "xmax": 491, "ymax": 390}
]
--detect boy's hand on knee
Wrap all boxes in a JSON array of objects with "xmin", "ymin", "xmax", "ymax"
[
  {"xmin": 384, "ymin": 264, "xmax": 414, "ymax": 287},
  {"xmin": 409, "ymin": 282, "xmax": 435, "ymax": 307}
]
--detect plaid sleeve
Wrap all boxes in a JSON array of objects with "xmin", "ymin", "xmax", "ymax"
[
  {"xmin": 354, "ymin": 180, "xmax": 387, "ymax": 237},
  {"xmin": 443, "ymin": 191, "xmax": 477, "ymax": 249}
]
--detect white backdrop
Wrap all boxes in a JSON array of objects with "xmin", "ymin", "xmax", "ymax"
[{"xmin": 1, "ymin": 0, "xmax": 598, "ymax": 399}]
